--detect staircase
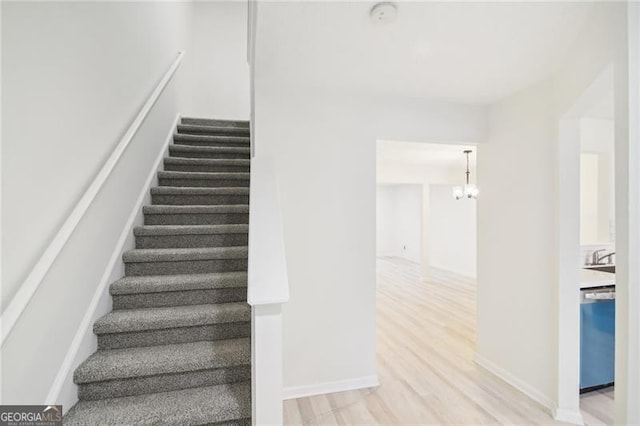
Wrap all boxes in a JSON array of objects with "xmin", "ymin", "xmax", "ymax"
[{"xmin": 64, "ymin": 118, "xmax": 252, "ymax": 425}]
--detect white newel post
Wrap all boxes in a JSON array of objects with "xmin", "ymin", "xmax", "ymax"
[{"xmin": 252, "ymin": 304, "xmax": 284, "ymax": 425}]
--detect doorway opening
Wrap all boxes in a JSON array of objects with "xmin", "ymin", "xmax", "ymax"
[
  {"xmin": 376, "ymin": 140, "xmax": 477, "ymax": 278},
  {"xmin": 372, "ymin": 140, "xmax": 550, "ymax": 422},
  {"xmin": 558, "ymin": 66, "xmax": 615, "ymax": 425}
]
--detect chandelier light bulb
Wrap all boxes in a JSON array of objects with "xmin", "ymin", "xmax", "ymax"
[
  {"xmin": 453, "ymin": 186, "xmax": 464, "ymax": 200},
  {"xmin": 464, "ymin": 184, "xmax": 479, "ymax": 198}
]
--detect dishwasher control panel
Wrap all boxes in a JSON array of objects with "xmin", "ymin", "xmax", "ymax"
[{"xmin": 581, "ymin": 286, "xmax": 615, "ymax": 303}]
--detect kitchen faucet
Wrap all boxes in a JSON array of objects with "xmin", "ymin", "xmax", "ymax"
[
  {"xmin": 591, "ymin": 249, "xmax": 606, "ymax": 265},
  {"xmin": 591, "ymin": 249, "xmax": 616, "ymax": 265},
  {"xmin": 597, "ymin": 252, "xmax": 616, "ymax": 265}
]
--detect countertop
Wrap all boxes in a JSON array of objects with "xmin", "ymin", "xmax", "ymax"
[{"xmin": 580, "ymin": 268, "xmax": 616, "ymax": 289}]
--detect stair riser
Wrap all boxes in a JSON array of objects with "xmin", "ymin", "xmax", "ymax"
[
  {"xmin": 152, "ymin": 194, "xmax": 249, "ymax": 206},
  {"xmin": 159, "ymin": 178, "xmax": 249, "ymax": 188},
  {"xmin": 64, "ymin": 382, "xmax": 252, "ymax": 425},
  {"xmin": 164, "ymin": 163, "xmax": 250, "ymax": 173},
  {"xmin": 182, "ymin": 118, "xmax": 249, "ymax": 128},
  {"xmin": 144, "ymin": 213, "xmax": 249, "ymax": 226},
  {"xmin": 125, "ymin": 259, "xmax": 248, "ymax": 276},
  {"xmin": 78, "ymin": 365, "xmax": 251, "ymax": 401},
  {"xmin": 97, "ymin": 322, "xmax": 251, "ymax": 350},
  {"xmin": 173, "ymin": 140, "xmax": 250, "ymax": 148},
  {"xmin": 112, "ymin": 287, "xmax": 247, "ymax": 310},
  {"xmin": 169, "ymin": 149, "xmax": 250, "ymax": 160},
  {"xmin": 136, "ymin": 233, "xmax": 248, "ymax": 249}
]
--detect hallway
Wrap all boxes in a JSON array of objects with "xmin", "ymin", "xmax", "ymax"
[{"xmin": 284, "ymin": 257, "xmax": 615, "ymax": 425}]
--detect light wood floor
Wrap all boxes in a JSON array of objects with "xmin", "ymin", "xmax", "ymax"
[
  {"xmin": 580, "ymin": 388, "xmax": 614, "ymax": 426},
  {"xmin": 283, "ymin": 257, "xmax": 614, "ymax": 425}
]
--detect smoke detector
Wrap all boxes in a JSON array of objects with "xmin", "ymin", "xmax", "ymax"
[{"xmin": 370, "ymin": 2, "xmax": 397, "ymax": 24}]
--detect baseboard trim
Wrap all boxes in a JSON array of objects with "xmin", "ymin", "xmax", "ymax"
[
  {"xmin": 46, "ymin": 113, "xmax": 181, "ymax": 408},
  {"xmin": 474, "ymin": 353, "xmax": 554, "ymax": 413},
  {"xmin": 282, "ymin": 375, "xmax": 379, "ymax": 400},
  {"xmin": 553, "ymin": 406, "xmax": 585, "ymax": 425}
]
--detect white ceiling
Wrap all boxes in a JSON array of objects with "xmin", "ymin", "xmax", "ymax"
[
  {"xmin": 377, "ymin": 140, "xmax": 477, "ymax": 168},
  {"xmin": 255, "ymin": 2, "xmax": 595, "ymax": 104}
]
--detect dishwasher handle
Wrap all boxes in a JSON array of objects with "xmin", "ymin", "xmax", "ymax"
[{"xmin": 584, "ymin": 291, "xmax": 616, "ymax": 301}]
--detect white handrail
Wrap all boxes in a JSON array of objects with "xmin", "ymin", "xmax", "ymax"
[{"xmin": 0, "ymin": 51, "xmax": 185, "ymax": 346}]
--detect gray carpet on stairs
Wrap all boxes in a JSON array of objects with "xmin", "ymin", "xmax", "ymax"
[
  {"xmin": 158, "ymin": 171, "xmax": 250, "ymax": 188},
  {"xmin": 142, "ymin": 205, "xmax": 249, "ymax": 225},
  {"xmin": 168, "ymin": 144, "xmax": 250, "ymax": 160},
  {"xmin": 64, "ymin": 117, "xmax": 252, "ymax": 425},
  {"xmin": 151, "ymin": 186, "xmax": 250, "ymax": 206},
  {"xmin": 163, "ymin": 157, "xmax": 250, "ymax": 173}
]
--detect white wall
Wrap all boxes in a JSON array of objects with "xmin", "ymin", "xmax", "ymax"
[
  {"xmin": 614, "ymin": 5, "xmax": 639, "ymax": 423},
  {"xmin": 376, "ymin": 184, "xmax": 422, "ymax": 262},
  {"xmin": 377, "ymin": 161, "xmax": 459, "ymax": 184},
  {"xmin": 555, "ymin": 6, "xmax": 630, "ymax": 422},
  {"xmin": 255, "ymin": 2, "xmax": 640, "ymax": 421},
  {"xmin": 1, "ymin": 2, "xmax": 192, "ymax": 405},
  {"xmin": 477, "ymin": 78, "xmax": 558, "ymax": 409},
  {"xmin": 257, "ymin": 92, "xmax": 379, "ymax": 397},
  {"xmin": 580, "ymin": 118, "xmax": 615, "ymax": 245},
  {"xmin": 188, "ymin": 1, "xmax": 250, "ymax": 119},
  {"xmin": 623, "ymin": 7, "xmax": 640, "ymax": 424},
  {"xmin": 580, "ymin": 118, "xmax": 614, "ymax": 153},
  {"xmin": 429, "ymin": 185, "xmax": 476, "ymax": 278},
  {"xmin": 1, "ymin": 0, "xmax": 250, "ymax": 407},
  {"xmin": 477, "ymin": 3, "xmax": 629, "ymax": 421},
  {"xmin": 253, "ymin": 80, "xmax": 486, "ymax": 396},
  {"xmin": 376, "ymin": 187, "xmax": 395, "ymax": 257},
  {"xmin": 580, "ymin": 153, "xmax": 601, "ymax": 244},
  {"xmin": 1, "ymin": 1, "xmax": 191, "ymax": 312}
]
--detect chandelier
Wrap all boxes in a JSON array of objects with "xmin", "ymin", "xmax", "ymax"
[{"xmin": 452, "ymin": 150, "xmax": 478, "ymax": 200}]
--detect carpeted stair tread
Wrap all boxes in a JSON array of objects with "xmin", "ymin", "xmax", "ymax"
[
  {"xmin": 143, "ymin": 205, "xmax": 249, "ymax": 215},
  {"xmin": 110, "ymin": 272, "xmax": 247, "ymax": 295},
  {"xmin": 134, "ymin": 224, "xmax": 248, "ymax": 236},
  {"xmin": 173, "ymin": 134, "xmax": 250, "ymax": 149},
  {"xmin": 169, "ymin": 145, "xmax": 250, "ymax": 155},
  {"xmin": 64, "ymin": 382, "xmax": 251, "ymax": 425},
  {"xmin": 176, "ymin": 125, "xmax": 250, "ymax": 137},
  {"xmin": 151, "ymin": 187, "xmax": 249, "ymax": 196},
  {"xmin": 150, "ymin": 187, "xmax": 250, "ymax": 205},
  {"xmin": 158, "ymin": 170, "xmax": 250, "ymax": 181},
  {"xmin": 163, "ymin": 157, "xmax": 250, "ymax": 173},
  {"xmin": 94, "ymin": 303, "xmax": 250, "ymax": 334},
  {"xmin": 74, "ymin": 338, "xmax": 250, "ymax": 384},
  {"xmin": 143, "ymin": 205, "xmax": 250, "ymax": 226},
  {"xmin": 182, "ymin": 117, "xmax": 250, "ymax": 128},
  {"xmin": 164, "ymin": 157, "xmax": 250, "ymax": 167},
  {"xmin": 123, "ymin": 246, "xmax": 248, "ymax": 263}
]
